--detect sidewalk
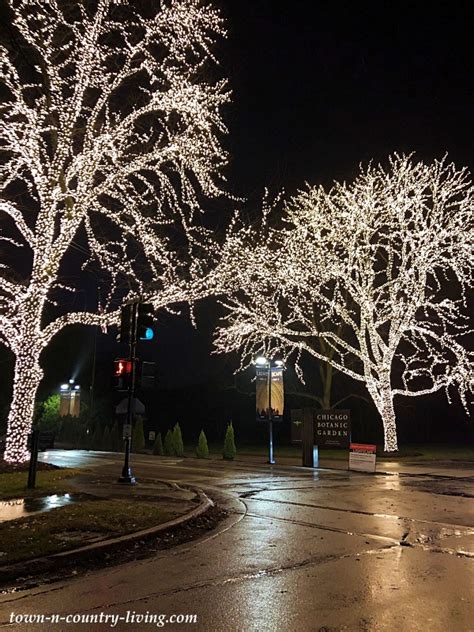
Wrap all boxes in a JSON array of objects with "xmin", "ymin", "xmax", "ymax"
[{"xmin": 227, "ymin": 451, "xmax": 474, "ymax": 478}]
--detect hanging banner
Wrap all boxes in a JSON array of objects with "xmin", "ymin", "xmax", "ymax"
[
  {"xmin": 59, "ymin": 391, "xmax": 80, "ymax": 417},
  {"xmin": 256, "ymin": 367, "xmax": 284, "ymax": 421}
]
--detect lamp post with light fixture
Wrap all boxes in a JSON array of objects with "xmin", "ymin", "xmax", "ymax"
[
  {"xmin": 59, "ymin": 380, "xmax": 81, "ymax": 417},
  {"xmin": 255, "ymin": 356, "xmax": 285, "ymax": 465}
]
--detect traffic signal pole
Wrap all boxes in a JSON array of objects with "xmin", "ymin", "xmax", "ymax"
[{"xmin": 119, "ymin": 301, "xmax": 138, "ymax": 485}]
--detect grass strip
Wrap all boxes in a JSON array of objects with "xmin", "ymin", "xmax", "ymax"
[
  {"xmin": 0, "ymin": 468, "xmax": 83, "ymax": 501},
  {"xmin": 0, "ymin": 499, "xmax": 173, "ymax": 565}
]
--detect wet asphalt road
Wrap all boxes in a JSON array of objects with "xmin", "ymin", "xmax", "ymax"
[{"xmin": 1, "ymin": 450, "xmax": 473, "ymax": 632}]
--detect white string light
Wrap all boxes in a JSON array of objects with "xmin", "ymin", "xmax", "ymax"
[
  {"xmin": 0, "ymin": 0, "xmax": 229, "ymax": 463},
  {"xmin": 214, "ymin": 155, "xmax": 474, "ymax": 452}
]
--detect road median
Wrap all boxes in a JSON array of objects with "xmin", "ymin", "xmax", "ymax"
[{"xmin": 0, "ymin": 466, "xmax": 218, "ymax": 587}]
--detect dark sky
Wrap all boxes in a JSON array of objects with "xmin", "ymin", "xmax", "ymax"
[
  {"xmin": 154, "ymin": 0, "xmax": 473, "ymax": 385},
  {"xmin": 102, "ymin": 0, "xmax": 473, "ymax": 388},
  {"xmin": 223, "ymin": 0, "xmax": 472, "ymax": 196}
]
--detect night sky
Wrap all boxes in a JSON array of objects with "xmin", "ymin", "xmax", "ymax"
[
  {"xmin": 1, "ymin": 0, "xmax": 472, "ymax": 443},
  {"xmin": 224, "ymin": 0, "xmax": 472, "ymax": 194},
  {"xmin": 157, "ymin": 0, "xmax": 473, "ymax": 385}
]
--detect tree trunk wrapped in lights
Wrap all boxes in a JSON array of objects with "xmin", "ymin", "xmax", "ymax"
[
  {"xmin": 214, "ymin": 155, "xmax": 473, "ymax": 452},
  {"xmin": 0, "ymin": 0, "xmax": 229, "ymax": 462}
]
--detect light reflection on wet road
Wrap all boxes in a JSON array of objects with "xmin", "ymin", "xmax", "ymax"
[
  {"xmin": 0, "ymin": 494, "xmax": 76, "ymax": 522},
  {"xmin": 0, "ymin": 450, "xmax": 473, "ymax": 631}
]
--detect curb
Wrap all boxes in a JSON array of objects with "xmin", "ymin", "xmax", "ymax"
[{"xmin": 0, "ymin": 489, "xmax": 213, "ymax": 584}]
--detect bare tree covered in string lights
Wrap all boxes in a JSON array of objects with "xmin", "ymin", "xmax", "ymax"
[
  {"xmin": 215, "ymin": 155, "xmax": 473, "ymax": 452},
  {"xmin": 0, "ymin": 0, "xmax": 229, "ymax": 462}
]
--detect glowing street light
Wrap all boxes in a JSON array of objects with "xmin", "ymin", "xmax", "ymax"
[
  {"xmin": 59, "ymin": 380, "xmax": 80, "ymax": 417},
  {"xmin": 253, "ymin": 356, "xmax": 285, "ymax": 465}
]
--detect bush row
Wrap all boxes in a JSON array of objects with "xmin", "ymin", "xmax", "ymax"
[{"xmin": 56, "ymin": 418, "xmax": 237, "ymax": 460}]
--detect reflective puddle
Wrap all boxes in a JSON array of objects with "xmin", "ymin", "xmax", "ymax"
[{"xmin": 0, "ymin": 494, "xmax": 76, "ymax": 521}]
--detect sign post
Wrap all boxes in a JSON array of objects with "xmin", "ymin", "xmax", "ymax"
[{"xmin": 302, "ymin": 408, "xmax": 318, "ymax": 468}]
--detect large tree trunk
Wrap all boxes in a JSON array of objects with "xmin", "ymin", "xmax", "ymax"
[
  {"xmin": 376, "ymin": 382, "xmax": 398, "ymax": 453},
  {"xmin": 4, "ymin": 349, "xmax": 43, "ymax": 463}
]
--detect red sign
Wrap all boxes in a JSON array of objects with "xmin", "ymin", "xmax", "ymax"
[{"xmin": 350, "ymin": 443, "xmax": 376, "ymax": 453}]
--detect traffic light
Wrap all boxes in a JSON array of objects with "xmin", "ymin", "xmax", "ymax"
[
  {"xmin": 137, "ymin": 361, "xmax": 155, "ymax": 390},
  {"xmin": 137, "ymin": 303, "xmax": 154, "ymax": 341},
  {"xmin": 119, "ymin": 303, "xmax": 134, "ymax": 344},
  {"xmin": 114, "ymin": 358, "xmax": 133, "ymax": 390}
]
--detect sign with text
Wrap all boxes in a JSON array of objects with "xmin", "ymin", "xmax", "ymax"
[
  {"xmin": 256, "ymin": 367, "xmax": 284, "ymax": 421},
  {"xmin": 314, "ymin": 410, "xmax": 351, "ymax": 448},
  {"xmin": 349, "ymin": 443, "xmax": 377, "ymax": 473}
]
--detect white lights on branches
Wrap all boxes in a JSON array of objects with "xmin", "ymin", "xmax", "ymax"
[
  {"xmin": 0, "ymin": 0, "xmax": 229, "ymax": 462},
  {"xmin": 215, "ymin": 155, "xmax": 474, "ymax": 452}
]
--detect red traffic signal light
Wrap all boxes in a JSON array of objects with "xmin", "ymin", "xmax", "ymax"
[
  {"xmin": 114, "ymin": 359, "xmax": 132, "ymax": 376},
  {"xmin": 114, "ymin": 358, "xmax": 133, "ymax": 390}
]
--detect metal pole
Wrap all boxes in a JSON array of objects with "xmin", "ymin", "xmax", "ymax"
[
  {"xmin": 27, "ymin": 428, "xmax": 39, "ymax": 489},
  {"xmin": 267, "ymin": 362, "xmax": 275, "ymax": 464},
  {"xmin": 68, "ymin": 386, "xmax": 72, "ymax": 416},
  {"xmin": 119, "ymin": 302, "xmax": 137, "ymax": 484}
]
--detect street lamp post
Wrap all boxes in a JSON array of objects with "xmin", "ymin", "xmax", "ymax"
[
  {"xmin": 266, "ymin": 360, "xmax": 275, "ymax": 464},
  {"xmin": 255, "ymin": 356, "xmax": 284, "ymax": 465},
  {"xmin": 60, "ymin": 380, "xmax": 80, "ymax": 417}
]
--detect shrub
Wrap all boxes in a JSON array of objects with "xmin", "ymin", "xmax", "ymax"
[
  {"xmin": 196, "ymin": 430, "xmax": 209, "ymax": 459},
  {"xmin": 153, "ymin": 432, "xmax": 164, "ymax": 456},
  {"xmin": 79, "ymin": 424, "xmax": 88, "ymax": 449},
  {"xmin": 91, "ymin": 424, "xmax": 103, "ymax": 450},
  {"xmin": 84, "ymin": 423, "xmax": 95, "ymax": 450},
  {"xmin": 70, "ymin": 420, "xmax": 80, "ymax": 447},
  {"xmin": 172, "ymin": 423, "xmax": 184, "ymax": 457},
  {"xmin": 102, "ymin": 425, "xmax": 111, "ymax": 451},
  {"xmin": 111, "ymin": 421, "xmax": 121, "ymax": 452},
  {"xmin": 57, "ymin": 414, "xmax": 73, "ymax": 443},
  {"xmin": 223, "ymin": 422, "xmax": 236, "ymax": 460},
  {"xmin": 164, "ymin": 429, "xmax": 175, "ymax": 456},
  {"xmin": 38, "ymin": 394, "xmax": 61, "ymax": 434},
  {"xmin": 132, "ymin": 416, "xmax": 145, "ymax": 453}
]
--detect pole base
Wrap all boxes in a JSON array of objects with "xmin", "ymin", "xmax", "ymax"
[
  {"xmin": 267, "ymin": 460, "xmax": 275, "ymax": 465},
  {"xmin": 118, "ymin": 474, "xmax": 136, "ymax": 485}
]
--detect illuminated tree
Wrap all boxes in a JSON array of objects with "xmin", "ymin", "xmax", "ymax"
[
  {"xmin": 215, "ymin": 155, "xmax": 473, "ymax": 451},
  {"xmin": 0, "ymin": 0, "xmax": 229, "ymax": 462}
]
